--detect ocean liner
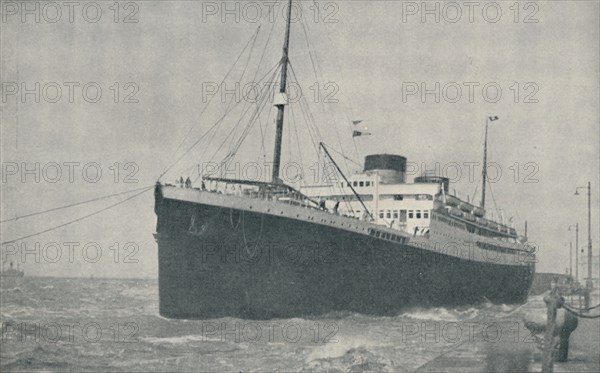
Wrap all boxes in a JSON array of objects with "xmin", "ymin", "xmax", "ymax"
[{"xmin": 154, "ymin": 0, "xmax": 535, "ymax": 319}]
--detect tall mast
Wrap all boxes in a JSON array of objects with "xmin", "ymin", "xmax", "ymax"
[
  {"xmin": 480, "ymin": 117, "xmax": 489, "ymax": 209},
  {"xmin": 271, "ymin": 0, "xmax": 294, "ymax": 183}
]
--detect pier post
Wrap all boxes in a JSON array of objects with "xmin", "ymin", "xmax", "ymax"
[
  {"xmin": 542, "ymin": 280, "xmax": 563, "ymax": 373},
  {"xmin": 583, "ymin": 283, "xmax": 591, "ymax": 310}
]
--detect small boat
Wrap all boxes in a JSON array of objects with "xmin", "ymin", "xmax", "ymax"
[
  {"xmin": 445, "ymin": 195, "xmax": 460, "ymax": 207},
  {"xmin": 464, "ymin": 214, "xmax": 476, "ymax": 222},
  {"xmin": 448, "ymin": 207, "xmax": 464, "ymax": 218},
  {"xmin": 476, "ymin": 217, "xmax": 488, "ymax": 226},
  {"xmin": 459, "ymin": 202, "xmax": 473, "ymax": 213},
  {"xmin": 472, "ymin": 206, "xmax": 485, "ymax": 217}
]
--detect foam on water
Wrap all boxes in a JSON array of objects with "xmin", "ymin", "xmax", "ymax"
[
  {"xmin": 400, "ymin": 307, "xmax": 463, "ymax": 322},
  {"xmin": 142, "ymin": 335, "xmax": 211, "ymax": 345},
  {"xmin": 1, "ymin": 277, "xmax": 540, "ymax": 372},
  {"xmin": 307, "ymin": 334, "xmax": 376, "ymax": 360},
  {"xmin": 307, "ymin": 345, "xmax": 402, "ymax": 373}
]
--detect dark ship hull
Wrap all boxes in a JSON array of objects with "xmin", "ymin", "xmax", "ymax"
[{"xmin": 155, "ymin": 185, "xmax": 535, "ymax": 319}]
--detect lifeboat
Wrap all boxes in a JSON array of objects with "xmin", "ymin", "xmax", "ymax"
[
  {"xmin": 488, "ymin": 221, "xmax": 499, "ymax": 230},
  {"xmin": 509, "ymin": 228, "xmax": 517, "ymax": 236},
  {"xmin": 449, "ymin": 207, "xmax": 463, "ymax": 218},
  {"xmin": 500, "ymin": 226, "xmax": 509, "ymax": 234},
  {"xmin": 459, "ymin": 202, "xmax": 473, "ymax": 213},
  {"xmin": 476, "ymin": 217, "xmax": 488, "ymax": 226},
  {"xmin": 472, "ymin": 206, "xmax": 485, "ymax": 217},
  {"xmin": 445, "ymin": 195, "xmax": 460, "ymax": 207},
  {"xmin": 464, "ymin": 214, "xmax": 476, "ymax": 222}
]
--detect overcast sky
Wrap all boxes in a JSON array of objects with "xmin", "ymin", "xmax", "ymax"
[{"xmin": 1, "ymin": 0, "xmax": 598, "ymax": 278}]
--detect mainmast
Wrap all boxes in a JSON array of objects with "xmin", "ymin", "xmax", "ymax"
[
  {"xmin": 271, "ymin": 0, "xmax": 294, "ymax": 183},
  {"xmin": 480, "ymin": 118, "xmax": 489, "ymax": 210}
]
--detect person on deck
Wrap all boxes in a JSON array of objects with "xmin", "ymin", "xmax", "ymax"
[{"xmin": 319, "ymin": 200, "xmax": 326, "ymax": 211}]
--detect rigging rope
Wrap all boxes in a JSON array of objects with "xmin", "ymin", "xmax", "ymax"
[
  {"xmin": 325, "ymin": 145, "xmax": 362, "ymax": 168},
  {"xmin": 312, "ymin": 0, "xmax": 361, "ymax": 164},
  {"xmin": 563, "ymin": 301, "xmax": 600, "ymax": 312},
  {"xmin": 159, "ymin": 26, "xmax": 262, "ymax": 179},
  {"xmin": 562, "ymin": 303, "xmax": 600, "ymax": 319},
  {"xmin": 224, "ymin": 26, "xmax": 264, "ymax": 153},
  {"xmin": 288, "ymin": 61, "xmax": 321, "ymax": 156},
  {"xmin": 288, "ymin": 60, "xmax": 355, "ymax": 212},
  {"xmin": 201, "ymin": 63, "xmax": 282, "ymax": 179},
  {"xmin": 1, "ymin": 186, "xmax": 153, "ymax": 245},
  {"xmin": 298, "ymin": 2, "xmax": 350, "ymax": 173},
  {"xmin": 162, "ymin": 60, "xmax": 281, "ymax": 181},
  {"xmin": 289, "ymin": 102, "xmax": 305, "ymax": 185},
  {"xmin": 244, "ymin": 0, "xmax": 280, "ymax": 165},
  {"xmin": 241, "ymin": 210, "xmax": 264, "ymax": 257},
  {"xmin": 487, "ymin": 181, "xmax": 502, "ymax": 223},
  {"xmin": 230, "ymin": 208, "xmax": 242, "ymax": 230},
  {"xmin": 0, "ymin": 185, "xmax": 153, "ymax": 224}
]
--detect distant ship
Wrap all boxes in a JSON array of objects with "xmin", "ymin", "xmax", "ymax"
[
  {"xmin": 154, "ymin": 0, "xmax": 535, "ymax": 319},
  {"xmin": 1, "ymin": 262, "xmax": 24, "ymax": 278}
]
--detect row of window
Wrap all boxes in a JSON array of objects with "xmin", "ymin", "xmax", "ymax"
[
  {"xmin": 367, "ymin": 228, "xmax": 407, "ymax": 243},
  {"xmin": 476, "ymin": 241, "xmax": 520, "ymax": 255},
  {"xmin": 342, "ymin": 181, "xmax": 372, "ymax": 188},
  {"xmin": 432, "ymin": 214, "xmax": 465, "ymax": 228},
  {"xmin": 378, "ymin": 209, "xmax": 430, "ymax": 221}
]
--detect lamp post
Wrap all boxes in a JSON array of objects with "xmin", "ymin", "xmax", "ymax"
[
  {"xmin": 569, "ymin": 242, "xmax": 573, "ymax": 278},
  {"xmin": 568, "ymin": 223, "xmax": 579, "ymax": 282},
  {"xmin": 574, "ymin": 182, "xmax": 592, "ymax": 289}
]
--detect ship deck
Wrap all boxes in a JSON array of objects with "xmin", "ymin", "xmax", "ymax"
[{"xmin": 158, "ymin": 184, "xmax": 534, "ymax": 267}]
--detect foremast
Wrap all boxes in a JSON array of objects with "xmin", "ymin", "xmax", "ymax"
[{"xmin": 271, "ymin": 0, "xmax": 294, "ymax": 183}]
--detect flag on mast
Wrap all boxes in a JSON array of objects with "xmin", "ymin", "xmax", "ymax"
[
  {"xmin": 351, "ymin": 120, "xmax": 363, "ymax": 126},
  {"xmin": 488, "ymin": 116, "xmax": 499, "ymax": 121}
]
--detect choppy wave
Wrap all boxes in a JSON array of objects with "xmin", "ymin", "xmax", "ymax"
[
  {"xmin": 142, "ymin": 335, "xmax": 214, "ymax": 345},
  {"xmin": 307, "ymin": 346, "xmax": 403, "ymax": 372},
  {"xmin": 1, "ymin": 345, "xmax": 71, "ymax": 372},
  {"xmin": 1, "ymin": 277, "xmax": 549, "ymax": 372},
  {"xmin": 400, "ymin": 306, "xmax": 472, "ymax": 322}
]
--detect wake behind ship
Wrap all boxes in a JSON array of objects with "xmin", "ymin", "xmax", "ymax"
[{"xmin": 154, "ymin": 0, "xmax": 535, "ymax": 319}]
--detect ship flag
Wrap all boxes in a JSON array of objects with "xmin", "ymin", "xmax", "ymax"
[
  {"xmin": 352, "ymin": 130, "xmax": 372, "ymax": 137},
  {"xmin": 488, "ymin": 116, "xmax": 499, "ymax": 121},
  {"xmin": 351, "ymin": 120, "xmax": 363, "ymax": 126}
]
